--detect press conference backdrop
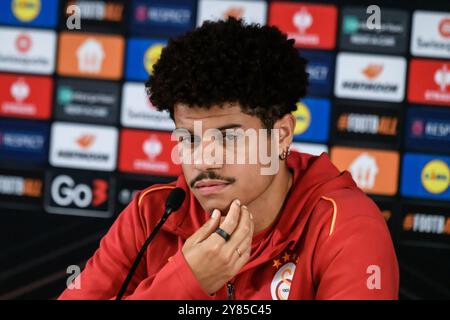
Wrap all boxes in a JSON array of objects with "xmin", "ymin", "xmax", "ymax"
[{"xmin": 0, "ymin": 0, "xmax": 449, "ymax": 299}]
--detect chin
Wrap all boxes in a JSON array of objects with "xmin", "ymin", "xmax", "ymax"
[{"xmin": 196, "ymin": 195, "xmax": 233, "ymax": 215}]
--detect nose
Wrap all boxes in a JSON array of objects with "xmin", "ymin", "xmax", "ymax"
[{"xmin": 192, "ymin": 138, "xmax": 224, "ymax": 171}]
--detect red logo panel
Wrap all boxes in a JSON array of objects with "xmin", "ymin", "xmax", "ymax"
[
  {"xmin": 119, "ymin": 129, "xmax": 181, "ymax": 176},
  {"xmin": 268, "ymin": 2, "xmax": 337, "ymax": 49},
  {"xmin": 408, "ymin": 59, "xmax": 450, "ymax": 107},
  {"xmin": 0, "ymin": 73, "xmax": 53, "ymax": 119}
]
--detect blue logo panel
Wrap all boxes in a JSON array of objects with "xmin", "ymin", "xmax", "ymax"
[
  {"xmin": 401, "ymin": 153, "xmax": 450, "ymax": 201},
  {"xmin": 125, "ymin": 38, "xmax": 167, "ymax": 81},
  {"xmin": 293, "ymin": 97, "xmax": 330, "ymax": 143},
  {"xmin": 301, "ymin": 50, "xmax": 334, "ymax": 97},
  {"xmin": 0, "ymin": 119, "xmax": 49, "ymax": 165},
  {"xmin": 0, "ymin": 0, "xmax": 59, "ymax": 28},
  {"xmin": 129, "ymin": 0, "xmax": 195, "ymax": 37},
  {"xmin": 405, "ymin": 106, "xmax": 450, "ymax": 154}
]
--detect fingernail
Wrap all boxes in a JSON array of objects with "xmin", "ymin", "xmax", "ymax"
[
  {"xmin": 234, "ymin": 199, "xmax": 241, "ymax": 206},
  {"xmin": 212, "ymin": 209, "xmax": 220, "ymax": 219},
  {"xmin": 250, "ymin": 213, "xmax": 253, "ymax": 220}
]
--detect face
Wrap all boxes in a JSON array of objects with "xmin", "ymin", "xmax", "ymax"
[{"xmin": 173, "ymin": 103, "xmax": 279, "ymax": 214}]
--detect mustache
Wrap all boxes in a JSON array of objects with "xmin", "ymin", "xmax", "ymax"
[{"xmin": 190, "ymin": 171, "xmax": 236, "ymax": 188}]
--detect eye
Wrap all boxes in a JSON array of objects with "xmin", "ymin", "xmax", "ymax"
[
  {"xmin": 179, "ymin": 135, "xmax": 200, "ymax": 144},
  {"xmin": 223, "ymin": 132, "xmax": 238, "ymax": 141}
]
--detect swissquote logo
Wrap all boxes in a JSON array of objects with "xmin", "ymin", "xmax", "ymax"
[
  {"xmin": 121, "ymin": 82, "xmax": 174, "ymax": 130},
  {"xmin": 411, "ymin": 11, "xmax": 450, "ymax": 59},
  {"xmin": 0, "ymin": 26, "xmax": 56, "ymax": 74}
]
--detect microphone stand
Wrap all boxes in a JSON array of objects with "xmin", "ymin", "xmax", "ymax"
[{"xmin": 115, "ymin": 206, "xmax": 174, "ymax": 300}]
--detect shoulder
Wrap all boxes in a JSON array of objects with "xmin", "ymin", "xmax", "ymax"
[
  {"xmin": 136, "ymin": 182, "xmax": 178, "ymax": 209},
  {"xmin": 118, "ymin": 181, "xmax": 179, "ymax": 232},
  {"xmin": 312, "ymin": 187, "xmax": 385, "ymax": 237}
]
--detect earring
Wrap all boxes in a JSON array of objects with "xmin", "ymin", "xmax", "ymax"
[{"xmin": 279, "ymin": 145, "xmax": 291, "ymax": 160}]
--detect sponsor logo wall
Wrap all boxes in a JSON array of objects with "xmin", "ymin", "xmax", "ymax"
[{"xmin": 0, "ymin": 0, "xmax": 448, "ymax": 256}]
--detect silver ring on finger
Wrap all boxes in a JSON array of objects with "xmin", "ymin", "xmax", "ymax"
[{"xmin": 236, "ymin": 247, "xmax": 242, "ymax": 257}]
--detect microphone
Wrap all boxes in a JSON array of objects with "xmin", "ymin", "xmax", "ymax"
[{"xmin": 116, "ymin": 187, "xmax": 186, "ymax": 300}]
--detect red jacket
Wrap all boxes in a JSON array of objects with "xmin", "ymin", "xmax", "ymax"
[{"xmin": 59, "ymin": 151, "xmax": 399, "ymax": 300}]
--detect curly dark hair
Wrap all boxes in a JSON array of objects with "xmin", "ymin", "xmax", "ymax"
[{"xmin": 146, "ymin": 17, "xmax": 309, "ymax": 129}]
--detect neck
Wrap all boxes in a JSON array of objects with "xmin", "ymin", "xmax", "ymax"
[{"xmin": 247, "ymin": 162, "xmax": 293, "ymax": 235}]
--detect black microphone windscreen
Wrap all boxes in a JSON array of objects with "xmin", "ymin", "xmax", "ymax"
[{"xmin": 165, "ymin": 187, "xmax": 186, "ymax": 211}]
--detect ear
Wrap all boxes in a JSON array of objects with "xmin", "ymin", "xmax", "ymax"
[{"xmin": 273, "ymin": 113, "xmax": 295, "ymax": 149}]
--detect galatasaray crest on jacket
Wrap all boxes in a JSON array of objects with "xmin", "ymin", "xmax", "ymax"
[{"xmin": 270, "ymin": 251, "xmax": 298, "ymax": 300}]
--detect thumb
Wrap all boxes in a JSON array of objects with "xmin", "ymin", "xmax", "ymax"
[{"xmin": 193, "ymin": 209, "xmax": 221, "ymax": 244}]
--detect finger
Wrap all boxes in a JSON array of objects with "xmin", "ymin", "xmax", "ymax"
[
  {"xmin": 225, "ymin": 205, "xmax": 253, "ymax": 252},
  {"xmin": 191, "ymin": 209, "xmax": 221, "ymax": 244},
  {"xmin": 211, "ymin": 199, "xmax": 241, "ymax": 243},
  {"xmin": 231, "ymin": 210, "xmax": 254, "ymax": 263},
  {"xmin": 231, "ymin": 234, "xmax": 253, "ymax": 273},
  {"xmin": 233, "ymin": 231, "xmax": 252, "ymax": 262}
]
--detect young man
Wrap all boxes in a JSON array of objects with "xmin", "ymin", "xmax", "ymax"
[{"xmin": 59, "ymin": 18, "xmax": 399, "ymax": 300}]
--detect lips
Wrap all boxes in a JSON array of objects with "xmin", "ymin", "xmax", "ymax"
[
  {"xmin": 194, "ymin": 180, "xmax": 231, "ymax": 188},
  {"xmin": 194, "ymin": 180, "xmax": 232, "ymax": 195}
]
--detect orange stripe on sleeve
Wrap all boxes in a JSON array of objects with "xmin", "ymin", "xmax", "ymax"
[
  {"xmin": 138, "ymin": 186, "xmax": 176, "ymax": 207},
  {"xmin": 321, "ymin": 196, "xmax": 338, "ymax": 236}
]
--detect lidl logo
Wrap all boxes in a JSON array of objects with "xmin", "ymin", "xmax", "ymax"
[
  {"xmin": 0, "ymin": 0, "xmax": 58, "ymax": 28},
  {"xmin": 292, "ymin": 98, "xmax": 330, "ymax": 143},
  {"xmin": 12, "ymin": 0, "xmax": 40, "ymax": 22},
  {"xmin": 144, "ymin": 43, "xmax": 164, "ymax": 75},
  {"xmin": 125, "ymin": 38, "xmax": 167, "ymax": 81},
  {"xmin": 293, "ymin": 102, "xmax": 311, "ymax": 135},
  {"xmin": 421, "ymin": 160, "xmax": 449, "ymax": 194},
  {"xmin": 401, "ymin": 153, "xmax": 450, "ymax": 201}
]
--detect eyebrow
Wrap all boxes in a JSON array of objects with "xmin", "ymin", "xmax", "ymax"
[{"xmin": 176, "ymin": 124, "xmax": 242, "ymax": 134}]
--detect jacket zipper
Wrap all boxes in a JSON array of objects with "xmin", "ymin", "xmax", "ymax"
[{"xmin": 226, "ymin": 282, "xmax": 235, "ymax": 300}]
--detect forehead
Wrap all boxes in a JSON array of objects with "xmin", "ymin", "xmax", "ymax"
[{"xmin": 174, "ymin": 103, "xmax": 261, "ymax": 129}]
